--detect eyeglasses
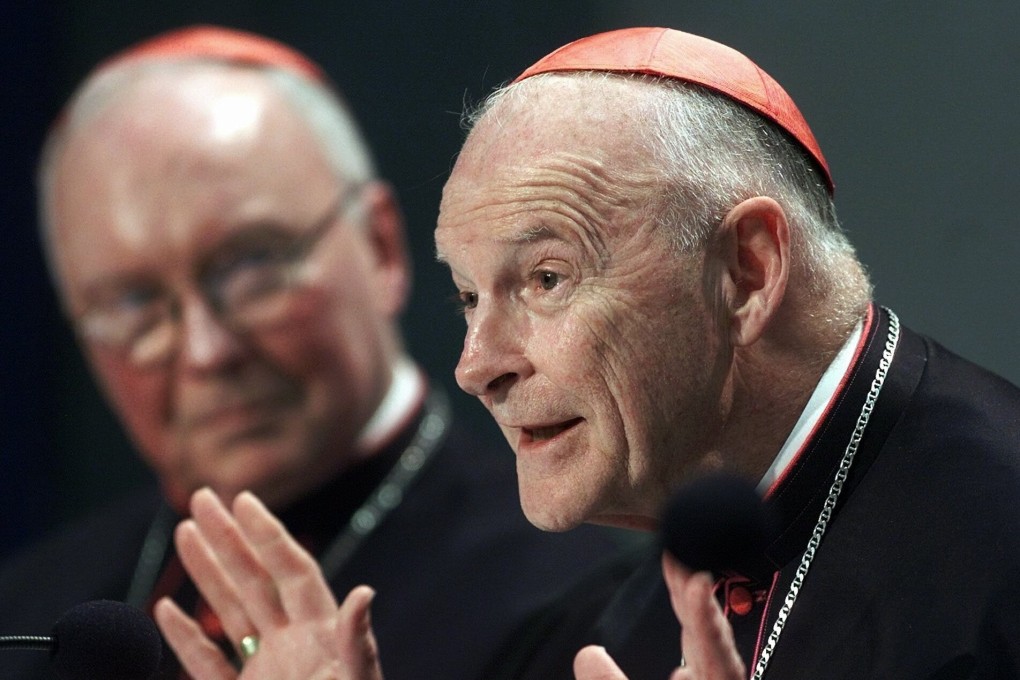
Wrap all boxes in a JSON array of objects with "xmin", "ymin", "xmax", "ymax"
[{"xmin": 75, "ymin": 183, "xmax": 364, "ymax": 367}]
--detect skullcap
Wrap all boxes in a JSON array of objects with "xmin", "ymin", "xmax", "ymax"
[
  {"xmin": 95, "ymin": 24, "xmax": 325, "ymax": 83},
  {"xmin": 515, "ymin": 27, "xmax": 833, "ymax": 193}
]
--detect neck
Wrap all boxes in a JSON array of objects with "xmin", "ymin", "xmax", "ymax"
[{"xmin": 714, "ymin": 322, "xmax": 853, "ymax": 483}]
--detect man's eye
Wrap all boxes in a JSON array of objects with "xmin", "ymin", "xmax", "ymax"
[
  {"xmin": 204, "ymin": 246, "xmax": 293, "ymax": 308},
  {"xmin": 82, "ymin": 286, "xmax": 167, "ymax": 343},
  {"xmin": 89, "ymin": 286, "xmax": 164, "ymax": 324},
  {"xmin": 539, "ymin": 271, "xmax": 560, "ymax": 291},
  {"xmin": 458, "ymin": 291, "xmax": 478, "ymax": 310},
  {"xmin": 218, "ymin": 246, "xmax": 288, "ymax": 273},
  {"xmin": 110, "ymin": 287, "xmax": 161, "ymax": 311}
]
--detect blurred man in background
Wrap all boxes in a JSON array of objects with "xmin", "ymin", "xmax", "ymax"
[{"xmin": 0, "ymin": 25, "xmax": 629, "ymax": 680}]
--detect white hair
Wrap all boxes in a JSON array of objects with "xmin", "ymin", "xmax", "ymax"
[{"xmin": 465, "ymin": 72, "xmax": 872, "ymax": 323}]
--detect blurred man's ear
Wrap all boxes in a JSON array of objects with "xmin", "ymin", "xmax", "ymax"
[{"xmin": 361, "ymin": 180, "xmax": 412, "ymax": 316}]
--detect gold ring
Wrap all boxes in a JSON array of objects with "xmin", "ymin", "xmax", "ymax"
[{"xmin": 239, "ymin": 634, "xmax": 260, "ymax": 661}]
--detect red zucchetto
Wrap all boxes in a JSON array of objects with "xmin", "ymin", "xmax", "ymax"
[
  {"xmin": 514, "ymin": 27, "xmax": 833, "ymax": 193},
  {"xmin": 95, "ymin": 24, "xmax": 326, "ymax": 83}
]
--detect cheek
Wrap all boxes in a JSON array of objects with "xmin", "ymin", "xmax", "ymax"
[
  {"xmin": 540, "ymin": 307, "xmax": 614, "ymax": 383},
  {"xmin": 269, "ymin": 287, "xmax": 362, "ymax": 369},
  {"xmin": 89, "ymin": 352, "xmax": 172, "ymax": 465},
  {"xmin": 557, "ymin": 297, "xmax": 693, "ymax": 458},
  {"xmin": 258, "ymin": 297, "xmax": 379, "ymax": 424},
  {"xmin": 288, "ymin": 276, "xmax": 383, "ymax": 347},
  {"xmin": 546, "ymin": 302, "xmax": 638, "ymax": 419}
]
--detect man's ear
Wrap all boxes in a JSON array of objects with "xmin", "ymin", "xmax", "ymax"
[
  {"xmin": 714, "ymin": 196, "xmax": 790, "ymax": 347},
  {"xmin": 361, "ymin": 180, "xmax": 412, "ymax": 316}
]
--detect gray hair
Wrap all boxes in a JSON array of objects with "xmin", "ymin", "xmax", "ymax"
[
  {"xmin": 37, "ymin": 57, "xmax": 377, "ymax": 248},
  {"xmin": 465, "ymin": 72, "xmax": 871, "ymax": 320}
]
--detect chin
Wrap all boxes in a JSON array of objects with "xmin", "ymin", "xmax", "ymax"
[
  {"xmin": 519, "ymin": 489, "xmax": 591, "ymax": 533},
  {"xmin": 190, "ymin": 455, "xmax": 284, "ymax": 504}
]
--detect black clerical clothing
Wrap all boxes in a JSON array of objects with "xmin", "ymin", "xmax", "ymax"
[
  {"xmin": 0, "ymin": 383, "xmax": 630, "ymax": 680},
  {"xmin": 493, "ymin": 304, "xmax": 1020, "ymax": 679}
]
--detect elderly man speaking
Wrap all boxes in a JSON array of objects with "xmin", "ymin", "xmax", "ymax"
[{"xmin": 156, "ymin": 26, "xmax": 1020, "ymax": 679}]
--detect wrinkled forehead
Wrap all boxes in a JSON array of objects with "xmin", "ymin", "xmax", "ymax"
[
  {"xmin": 51, "ymin": 61, "xmax": 336, "ymax": 213},
  {"xmin": 435, "ymin": 76, "xmax": 665, "ymax": 268},
  {"xmin": 469, "ymin": 74, "xmax": 655, "ymax": 162},
  {"xmin": 48, "ymin": 63, "xmax": 335, "ymax": 268},
  {"xmin": 441, "ymin": 75, "xmax": 658, "ymax": 212}
]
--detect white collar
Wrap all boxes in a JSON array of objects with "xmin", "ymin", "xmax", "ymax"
[
  {"xmin": 757, "ymin": 319, "xmax": 864, "ymax": 495},
  {"xmin": 355, "ymin": 356, "xmax": 425, "ymax": 453}
]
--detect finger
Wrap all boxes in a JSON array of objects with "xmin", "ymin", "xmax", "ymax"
[
  {"xmin": 154, "ymin": 596, "xmax": 238, "ymax": 680},
  {"xmin": 233, "ymin": 491, "xmax": 338, "ymax": 620},
  {"xmin": 661, "ymin": 552, "xmax": 696, "ymax": 623},
  {"xmin": 573, "ymin": 645, "xmax": 630, "ymax": 680},
  {"xmin": 662, "ymin": 553, "xmax": 745, "ymax": 680},
  {"xmin": 334, "ymin": 586, "xmax": 384, "ymax": 680},
  {"xmin": 189, "ymin": 488, "xmax": 287, "ymax": 630},
  {"xmin": 174, "ymin": 518, "xmax": 259, "ymax": 649}
]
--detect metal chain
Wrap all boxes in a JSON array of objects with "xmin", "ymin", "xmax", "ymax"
[
  {"xmin": 750, "ymin": 309, "xmax": 900, "ymax": 679},
  {"xmin": 126, "ymin": 386, "xmax": 450, "ymax": 608},
  {"xmin": 317, "ymin": 387, "xmax": 451, "ymax": 577}
]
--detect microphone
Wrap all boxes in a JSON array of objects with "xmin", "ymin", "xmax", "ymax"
[
  {"xmin": 0, "ymin": 600, "xmax": 162, "ymax": 680},
  {"xmin": 659, "ymin": 471, "xmax": 780, "ymax": 579}
]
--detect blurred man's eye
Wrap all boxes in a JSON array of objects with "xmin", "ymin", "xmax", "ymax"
[
  {"xmin": 110, "ymin": 287, "xmax": 161, "ymax": 311},
  {"xmin": 214, "ymin": 248, "xmax": 287, "ymax": 294},
  {"xmin": 80, "ymin": 285, "xmax": 167, "ymax": 345}
]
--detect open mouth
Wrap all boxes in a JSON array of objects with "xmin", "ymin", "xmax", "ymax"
[{"xmin": 523, "ymin": 418, "xmax": 583, "ymax": 443}]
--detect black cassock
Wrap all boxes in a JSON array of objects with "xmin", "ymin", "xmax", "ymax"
[{"xmin": 491, "ymin": 304, "xmax": 1020, "ymax": 680}]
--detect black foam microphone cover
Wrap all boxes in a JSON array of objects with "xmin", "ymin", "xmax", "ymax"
[
  {"xmin": 660, "ymin": 471, "xmax": 780, "ymax": 579},
  {"xmin": 51, "ymin": 600, "xmax": 162, "ymax": 680}
]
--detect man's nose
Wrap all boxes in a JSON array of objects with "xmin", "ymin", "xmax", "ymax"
[
  {"xmin": 177, "ymin": 293, "xmax": 247, "ymax": 372},
  {"xmin": 454, "ymin": 303, "xmax": 531, "ymax": 398}
]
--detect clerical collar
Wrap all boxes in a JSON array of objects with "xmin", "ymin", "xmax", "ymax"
[
  {"xmin": 355, "ymin": 356, "xmax": 425, "ymax": 453},
  {"xmin": 757, "ymin": 311, "xmax": 869, "ymax": 495}
]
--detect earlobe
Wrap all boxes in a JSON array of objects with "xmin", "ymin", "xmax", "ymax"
[
  {"xmin": 718, "ymin": 197, "xmax": 790, "ymax": 347},
  {"xmin": 361, "ymin": 180, "xmax": 412, "ymax": 316}
]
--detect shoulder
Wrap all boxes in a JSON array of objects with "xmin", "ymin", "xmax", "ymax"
[
  {"xmin": 885, "ymin": 323, "xmax": 1020, "ymax": 473},
  {"xmin": 876, "ymin": 324, "xmax": 1020, "ymax": 557},
  {"xmin": 904, "ymin": 325, "xmax": 1020, "ymax": 429}
]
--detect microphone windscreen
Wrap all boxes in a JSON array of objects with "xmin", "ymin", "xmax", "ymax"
[
  {"xmin": 660, "ymin": 472, "xmax": 779, "ymax": 578},
  {"xmin": 51, "ymin": 600, "xmax": 162, "ymax": 680}
]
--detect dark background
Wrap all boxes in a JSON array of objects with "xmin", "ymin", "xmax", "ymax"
[{"xmin": 3, "ymin": 1, "xmax": 1018, "ymax": 559}]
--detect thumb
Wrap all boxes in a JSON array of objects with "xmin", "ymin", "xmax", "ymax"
[{"xmin": 337, "ymin": 586, "xmax": 384, "ymax": 680}]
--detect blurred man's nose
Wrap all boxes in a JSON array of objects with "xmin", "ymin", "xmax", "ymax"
[{"xmin": 178, "ymin": 292, "xmax": 247, "ymax": 373}]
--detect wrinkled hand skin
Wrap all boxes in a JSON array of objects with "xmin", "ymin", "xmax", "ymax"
[
  {"xmin": 153, "ymin": 488, "xmax": 385, "ymax": 680},
  {"xmin": 573, "ymin": 554, "xmax": 745, "ymax": 680}
]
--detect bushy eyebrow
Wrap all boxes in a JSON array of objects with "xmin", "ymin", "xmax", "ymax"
[
  {"xmin": 435, "ymin": 219, "xmax": 613, "ymax": 275},
  {"xmin": 435, "ymin": 223, "xmax": 557, "ymax": 266},
  {"xmin": 511, "ymin": 221, "xmax": 612, "ymax": 269},
  {"xmin": 498, "ymin": 223, "xmax": 555, "ymax": 244}
]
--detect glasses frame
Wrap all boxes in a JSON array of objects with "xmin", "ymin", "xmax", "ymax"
[{"xmin": 76, "ymin": 182, "xmax": 365, "ymax": 366}]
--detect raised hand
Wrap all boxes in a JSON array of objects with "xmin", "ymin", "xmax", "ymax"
[
  {"xmin": 573, "ymin": 553, "xmax": 745, "ymax": 680},
  {"xmin": 153, "ymin": 488, "xmax": 384, "ymax": 680}
]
